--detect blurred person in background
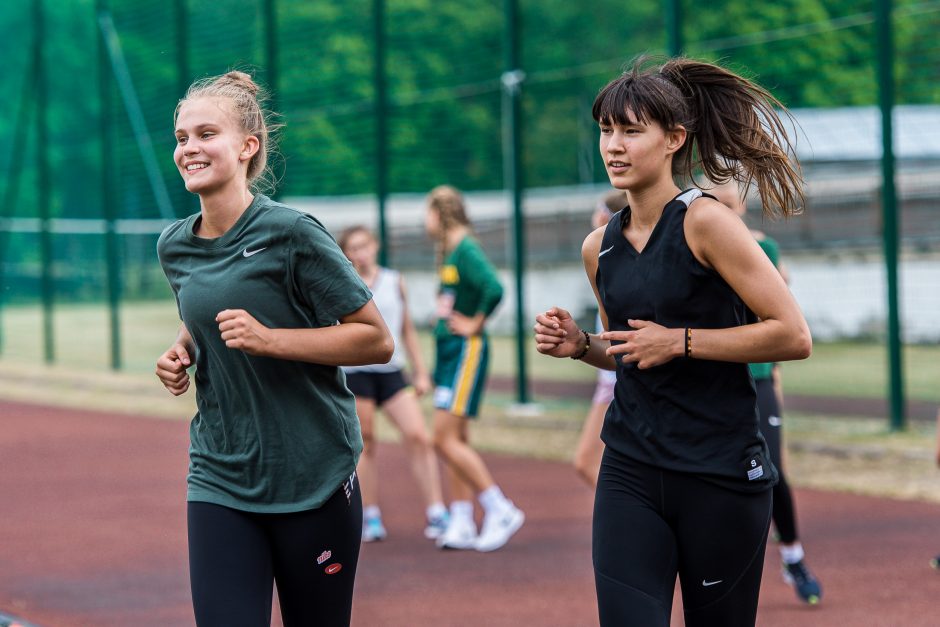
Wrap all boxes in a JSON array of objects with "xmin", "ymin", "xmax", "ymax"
[
  {"xmin": 338, "ymin": 225, "xmax": 449, "ymax": 543},
  {"xmin": 710, "ymin": 180, "xmax": 822, "ymax": 606},
  {"xmin": 573, "ymin": 190, "xmax": 626, "ymax": 488},
  {"xmin": 424, "ymin": 184, "xmax": 525, "ymax": 552},
  {"xmin": 155, "ymin": 71, "xmax": 392, "ymax": 626}
]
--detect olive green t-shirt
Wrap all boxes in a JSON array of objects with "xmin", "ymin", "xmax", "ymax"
[
  {"xmin": 157, "ymin": 195, "xmax": 371, "ymax": 513},
  {"xmin": 749, "ymin": 236, "xmax": 780, "ymax": 381}
]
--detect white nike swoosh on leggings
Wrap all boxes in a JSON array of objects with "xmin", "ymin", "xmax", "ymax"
[{"xmin": 702, "ymin": 579, "xmax": 723, "ymax": 587}]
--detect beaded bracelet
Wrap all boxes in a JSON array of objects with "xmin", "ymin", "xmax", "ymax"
[
  {"xmin": 684, "ymin": 327, "xmax": 693, "ymax": 358},
  {"xmin": 571, "ymin": 329, "xmax": 591, "ymax": 360}
]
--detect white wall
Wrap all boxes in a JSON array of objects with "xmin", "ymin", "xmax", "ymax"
[{"xmin": 400, "ymin": 256, "xmax": 940, "ymax": 343}]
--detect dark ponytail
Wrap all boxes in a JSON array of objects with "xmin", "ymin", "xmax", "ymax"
[{"xmin": 593, "ymin": 56, "xmax": 804, "ymax": 219}]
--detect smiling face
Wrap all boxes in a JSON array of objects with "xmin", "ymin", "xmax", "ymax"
[
  {"xmin": 173, "ymin": 97, "xmax": 258, "ymax": 197},
  {"xmin": 598, "ymin": 109, "xmax": 685, "ymax": 192}
]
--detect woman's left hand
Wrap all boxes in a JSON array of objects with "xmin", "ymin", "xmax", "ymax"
[
  {"xmin": 412, "ymin": 371, "xmax": 433, "ymax": 397},
  {"xmin": 216, "ymin": 309, "xmax": 272, "ymax": 355},
  {"xmin": 600, "ymin": 319, "xmax": 683, "ymax": 369},
  {"xmin": 447, "ymin": 311, "xmax": 484, "ymax": 337}
]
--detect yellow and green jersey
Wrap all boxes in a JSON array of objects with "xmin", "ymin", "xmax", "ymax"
[{"xmin": 433, "ymin": 236, "xmax": 503, "ymax": 339}]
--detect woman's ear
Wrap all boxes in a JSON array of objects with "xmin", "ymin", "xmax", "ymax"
[
  {"xmin": 665, "ymin": 126, "xmax": 687, "ymax": 154},
  {"xmin": 240, "ymin": 135, "xmax": 260, "ymax": 162}
]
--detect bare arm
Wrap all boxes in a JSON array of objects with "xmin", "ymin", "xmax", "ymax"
[
  {"xmin": 534, "ymin": 227, "xmax": 617, "ymax": 371},
  {"xmin": 399, "ymin": 275, "xmax": 432, "ymax": 395},
  {"xmin": 602, "ymin": 198, "xmax": 811, "ymax": 368},
  {"xmin": 216, "ymin": 300, "xmax": 394, "ymax": 367},
  {"xmin": 685, "ymin": 198, "xmax": 811, "ymax": 362}
]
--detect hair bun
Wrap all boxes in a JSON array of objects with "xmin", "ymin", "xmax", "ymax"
[{"xmin": 218, "ymin": 71, "xmax": 260, "ymax": 96}]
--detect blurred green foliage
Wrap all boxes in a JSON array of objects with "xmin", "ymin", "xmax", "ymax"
[{"xmin": 3, "ymin": 0, "xmax": 938, "ymax": 221}]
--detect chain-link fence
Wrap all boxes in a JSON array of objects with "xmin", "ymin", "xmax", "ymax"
[{"xmin": 1, "ymin": 0, "xmax": 938, "ymax": 422}]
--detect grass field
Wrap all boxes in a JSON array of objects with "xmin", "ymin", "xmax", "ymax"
[{"xmin": 1, "ymin": 300, "xmax": 938, "ymax": 402}]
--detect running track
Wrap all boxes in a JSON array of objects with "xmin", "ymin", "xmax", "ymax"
[{"xmin": 1, "ymin": 401, "xmax": 938, "ymax": 626}]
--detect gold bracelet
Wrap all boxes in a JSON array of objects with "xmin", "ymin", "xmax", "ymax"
[
  {"xmin": 571, "ymin": 329, "xmax": 591, "ymax": 360},
  {"xmin": 685, "ymin": 327, "xmax": 693, "ymax": 358}
]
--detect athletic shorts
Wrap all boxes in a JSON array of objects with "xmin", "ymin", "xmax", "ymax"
[
  {"xmin": 433, "ymin": 335, "xmax": 489, "ymax": 418},
  {"xmin": 592, "ymin": 369, "xmax": 617, "ymax": 406},
  {"xmin": 345, "ymin": 370, "xmax": 410, "ymax": 405}
]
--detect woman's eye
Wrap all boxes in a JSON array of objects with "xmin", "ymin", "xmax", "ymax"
[
  {"xmin": 177, "ymin": 136, "xmax": 187, "ymax": 144},
  {"xmin": 599, "ymin": 127, "xmax": 612, "ymax": 135},
  {"xmin": 201, "ymin": 132, "xmax": 214, "ymax": 139}
]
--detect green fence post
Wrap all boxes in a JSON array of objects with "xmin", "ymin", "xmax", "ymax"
[
  {"xmin": 175, "ymin": 0, "xmax": 198, "ymax": 217},
  {"xmin": 875, "ymin": 0, "xmax": 905, "ymax": 431},
  {"xmin": 503, "ymin": 0, "xmax": 529, "ymax": 405},
  {"xmin": 98, "ymin": 0, "xmax": 122, "ymax": 370},
  {"xmin": 34, "ymin": 0, "xmax": 55, "ymax": 364},
  {"xmin": 0, "ymin": 67, "xmax": 36, "ymax": 355},
  {"xmin": 175, "ymin": 0, "xmax": 189, "ymax": 99},
  {"xmin": 373, "ymin": 0, "xmax": 389, "ymax": 266},
  {"xmin": 263, "ymin": 0, "xmax": 278, "ymax": 112},
  {"xmin": 665, "ymin": 0, "xmax": 683, "ymax": 56}
]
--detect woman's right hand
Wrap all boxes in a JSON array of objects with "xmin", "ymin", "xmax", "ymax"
[
  {"xmin": 534, "ymin": 307, "xmax": 582, "ymax": 358},
  {"xmin": 156, "ymin": 343, "xmax": 192, "ymax": 396}
]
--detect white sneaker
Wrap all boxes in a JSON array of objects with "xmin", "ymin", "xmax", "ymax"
[
  {"xmin": 474, "ymin": 504, "xmax": 525, "ymax": 552},
  {"xmin": 435, "ymin": 516, "xmax": 477, "ymax": 550},
  {"xmin": 424, "ymin": 512, "xmax": 450, "ymax": 540},
  {"xmin": 361, "ymin": 516, "xmax": 387, "ymax": 543}
]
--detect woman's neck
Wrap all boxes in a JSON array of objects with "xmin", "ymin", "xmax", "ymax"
[
  {"xmin": 358, "ymin": 264, "xmax": 380, "ymax": 286},
  {"xmin": 444, "ymin": 225, "xmax": 469, "ymax": 250},
  {"xmin": 197, "ymin": 186, "xmax": 255, "ymax": 238},
  {"xmin": 625, "ymin": 179, "xmax": 681, "ymax": 230}
]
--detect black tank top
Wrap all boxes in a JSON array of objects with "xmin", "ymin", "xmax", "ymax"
[{"xmin": 597, "ymin": 188, "xmax": 777, "ymax": 492}]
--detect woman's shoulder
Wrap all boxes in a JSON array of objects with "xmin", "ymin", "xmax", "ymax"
[
  {"xmin": 255, "ymin": 196, "xmax": 312, "ymax": 225},
  {"xmin": 256, "ymin": 199, "xmax": 337, "ymax": 243},
  {"xmin": 453, "ymin": 234, "xmax": 487, "ymax": 260},
  {"xmin": 684, "ymin": 193, "xmax": 740, "ymax": 233},
  {"xmin": 582, "ymin": 224, "xmax": 606, "ymax": 259},
  {"xmin": 157, "ymin": 214, "xmax": 196, "ymax": 253},
  {"xmin": 379, "ymin": 266, "xmax": 401, "ymax": 280}
]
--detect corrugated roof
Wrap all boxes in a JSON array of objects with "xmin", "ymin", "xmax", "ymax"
[{"xmin": 789, "ymin": 105, "xmax": 940, "ymax": 161}]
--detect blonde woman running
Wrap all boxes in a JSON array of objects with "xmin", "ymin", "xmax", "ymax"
[{"xmin": 156, "ymin": 71, "xmax": 392, "ymax": 626}]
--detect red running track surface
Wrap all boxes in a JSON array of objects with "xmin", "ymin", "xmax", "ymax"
[{"xmin": 1, "ymin": 401, "xmax": 938, "ymax": 626}]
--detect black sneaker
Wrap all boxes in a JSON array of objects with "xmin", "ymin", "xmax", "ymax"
[{"xmin": 782, "ymin": 560, "xmax": 822, "ymax": 605}]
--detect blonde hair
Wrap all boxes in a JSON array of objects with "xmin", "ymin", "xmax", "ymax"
[
  {"xmin": 427, "ymin": 185, "xmax": 472, "ymax": 265},
  {"xmin": 175, "ymin": 70, "xmax": 279, "ymax": 192}
]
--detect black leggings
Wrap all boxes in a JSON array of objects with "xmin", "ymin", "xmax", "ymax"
[
  {"xmin": 593, "ymin": 448, "xmax": 771, "ymax": 627},
  {"xmin": 755, "ymin": 376, "xmax": 798, "ymax": 544},
  {"xmin": 188, "ymin": 474, "xmax": 362, "ymax": 627}
]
